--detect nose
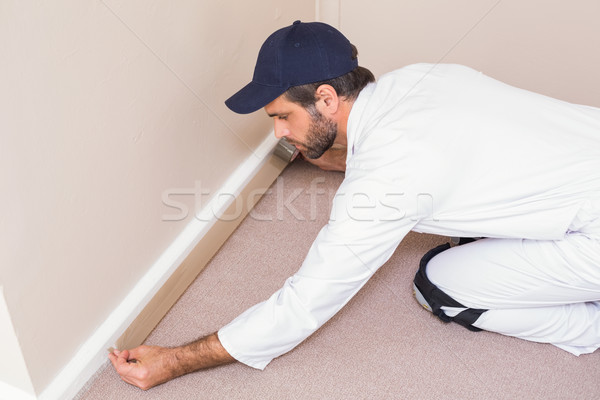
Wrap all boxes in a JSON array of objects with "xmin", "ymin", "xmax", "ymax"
[{"xmin": 273, "ymin": 119, "xmax": 290, "ymax": 139}]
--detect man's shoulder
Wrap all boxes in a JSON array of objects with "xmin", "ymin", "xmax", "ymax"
[
  {"xmin": 371, "ymin": 63, "xmax": 482, "ymax": 101},
  {"xmin": 381, "ymin": 63, "xmax": 477, "ymax": 80}
]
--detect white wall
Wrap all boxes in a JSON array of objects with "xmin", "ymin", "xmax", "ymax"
[
  {"xmin": 340, "ymin": 0, "xmax": 600, "ymax": 107},
  {"xmin": 0, "ymin": 1, "xmax": 314, "ymax": 397}
]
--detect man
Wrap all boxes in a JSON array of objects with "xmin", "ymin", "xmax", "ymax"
[{"xmin": 110, "ymin": 20, "xmax": 600, "ymax": 390}]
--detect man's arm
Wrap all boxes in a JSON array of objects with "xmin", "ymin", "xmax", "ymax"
[
  {"xmin": 108, "ymin": 332, "xmax": 235, "ymax": 390},
  {"xmin": 302, "ymin": 143, "xmax": 347, "ymax": 172}
]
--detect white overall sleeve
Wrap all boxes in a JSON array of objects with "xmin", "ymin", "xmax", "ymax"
[{"xmin": 218, "ymin": 175, "xmax": 415, "ymax": 369}]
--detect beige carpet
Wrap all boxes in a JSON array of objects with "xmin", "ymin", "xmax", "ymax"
[{"xmin": 77, "ymin": 159, "xmax": 600, "ymax": 400}]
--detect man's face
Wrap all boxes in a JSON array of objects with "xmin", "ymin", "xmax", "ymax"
[{"xmin": 265, "ymin": 95, "xmax": 337, "ymax": 159}]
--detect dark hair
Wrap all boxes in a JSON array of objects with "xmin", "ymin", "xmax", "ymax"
[{"xmin": 284, "ymin": 44, "xmax": 375, "ymax": 109}]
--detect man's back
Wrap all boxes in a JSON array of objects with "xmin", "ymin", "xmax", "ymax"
[{"xmin": 344, "ymin": 63, "xmax": 600, "ymax": 241}]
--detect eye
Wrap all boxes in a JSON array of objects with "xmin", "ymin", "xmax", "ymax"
[{"xmin": 278, "ymin": 115, "xmax": 288, "ymax": 121}]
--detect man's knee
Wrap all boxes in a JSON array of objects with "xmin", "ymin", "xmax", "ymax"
[
  {"xmin": 413, "ymin": 242, "xmax": 487, "ymax": 332},
  {"xmin": 422, "ymin": 244, "xmax": 452, "ymax": 288}
]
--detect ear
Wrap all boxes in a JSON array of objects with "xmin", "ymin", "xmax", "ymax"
[{"xmin": 314, "ymin": 84, "xmax": 340, "ymax": 116}]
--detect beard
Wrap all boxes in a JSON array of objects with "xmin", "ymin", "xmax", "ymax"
[{"xmin": 300, "ymin": 110, "xmax": 338, "ymax": 159}]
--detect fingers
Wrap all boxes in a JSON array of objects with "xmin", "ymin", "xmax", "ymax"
[
  {"xmin": 109, "ymin": 349, "xmax": 137, "ymax": 375},
  {"xmin": 125, "ymin": 347, "xmax": 144, "ymax": 361},
  {"xmin": 108, "ymin": 350, "xmax": 138, "ymax": 383},
  {"xmin": 108, "ymin": 351, "xmax": 117, "ymax": 367},
  {"xmin": 109, "ymin": 346, "xmax": 160, "ymax": 389},
  {"xmin": 108, "ymin": 349, "xmax": 143, "ymax": 388}
]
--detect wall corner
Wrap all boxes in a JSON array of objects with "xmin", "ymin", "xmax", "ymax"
[{"xmin": 0, "ymin": 287, "xmax": 37, "ymax": 400}]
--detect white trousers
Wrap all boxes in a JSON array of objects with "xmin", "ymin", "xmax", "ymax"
[{"xmin": 426, "ymin": 234, "xmax": 600, "ymax": 355}]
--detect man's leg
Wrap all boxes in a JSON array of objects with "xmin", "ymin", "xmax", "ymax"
[{"xmin": 422, "ymin": 235, "xmax": 600, "ymax": 355}]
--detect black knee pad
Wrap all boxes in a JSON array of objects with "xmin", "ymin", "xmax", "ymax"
[{"xmin": 413, "ymin": 243, "xmax": 487, "ymax": 332}]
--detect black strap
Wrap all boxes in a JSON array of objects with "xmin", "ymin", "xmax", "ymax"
[{"xmin": 413, "ymin": 243, "xmax": 487, "ymax": 332}]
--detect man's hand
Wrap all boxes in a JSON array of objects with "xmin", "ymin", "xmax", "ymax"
[
  {"xmin": 108, "ymin": 333, "xmax": 235, "ymax": 390},
  {"xmin": 109, "ymin": 346, "xmax": 177, "ymax": 390},
  {"xmin": 301, "ymin": 144, "xmax": 347, "ymax": 172}
]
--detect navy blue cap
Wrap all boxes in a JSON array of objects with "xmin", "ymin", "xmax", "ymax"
[{"xmin": 225, "ymin": 20, "xmax": 358, "ymax": 114}]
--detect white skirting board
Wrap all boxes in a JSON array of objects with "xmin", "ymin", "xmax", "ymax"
[{"xmin": 36, "ymin": 133, "xmax": 285, "ymax": 400}]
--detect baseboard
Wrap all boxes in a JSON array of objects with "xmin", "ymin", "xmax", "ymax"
[
  {"xmin": 39, "ymin": 133, "xmax": 288, "ymax": 400},
  {"xmin": 115, "ymin": 146, "xmax": 287, "ymax": 350}
]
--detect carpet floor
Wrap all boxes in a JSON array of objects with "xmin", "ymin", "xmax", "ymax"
[{"xmin": 77, "ymin": 159, "xmax": 600, "ymax": 400}]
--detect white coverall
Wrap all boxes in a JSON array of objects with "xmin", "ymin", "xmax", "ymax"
[{"xmin": 219, "ymin": 64, "xmax": 600, "ymax": 368}]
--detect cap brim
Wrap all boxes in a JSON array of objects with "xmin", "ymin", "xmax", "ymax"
[{"xmin": 225, "ymin": 81, "xmax": 287, "ymax": 114}]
